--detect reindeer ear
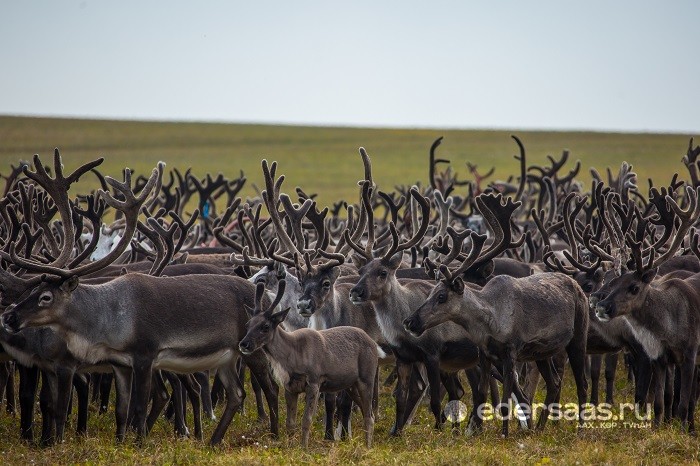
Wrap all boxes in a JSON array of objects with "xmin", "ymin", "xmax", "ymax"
[
  {"xmin": 60, "ymin": 276, "xmax": 79, "ymax": 292},
  {"xmin": 388, "ymin": 251, "xmax": 403, "ymax": 269},
  {"xmin": 329, "ymin": 267, "xmax": 341, "ymax": 283},
  {"xmin": 452, "ymin": 277, "xmax": 465, "ymax": 295},
  {"xmin": 244, "ymin": 304, "xmax": 255, "ymax": 318},
  {"xmin": 270, "ymin": 307, "xmax": 290, "ymax": 326},
  {"xmin": 475, "ymin": 260, "xmax": 494, "ymax": 279},
  {"xmin": 593, "ymin": 268, "xmax": 605, "ymax": 282},
  {"xmin": 641, "ymin": 267, "xmax": 657, "ymax": 284}
]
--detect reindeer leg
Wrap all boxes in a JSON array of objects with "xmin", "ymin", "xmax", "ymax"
[
  {"xmin": 245, "ymin": 355, "xmax": 280, "ymax": 438},
  {"xmin": 5, "ymin": 362, "xmax": 16, "ymax": 415},
  {"xmin": 323, "ymin": 392, "xmax": 337, "ymax": 440},
  {"xmin": 39, "ymin": 371, "xmax": 56, "ymax": 447},
  {"xmin": 74, "ymin": 374, "xmax": 90, "ymax": 436},
  {"xmin": 182, "ymin": 374, "xmax": 203, "ymax": 441},
  {"xmin": 112, "ymin": 366, "xmax": 132, "ymax": 442},
  {"xmin": 651, "ymin": 359, "xmax": 666, "ymax": 427},
  {"xmin": 589, "ymin": 355, "xmax": 602, "ymax": 406},
  {"xmin": 18, "ymin": 364, "xmax": 39, "ymax": 443},
  {"xmin": 390, "ymin": 360, "xmax": 412, "ymax": 436},
  {"xmin": 535, "ymin": 359, "xmax": 560, "ymax": 430},
  {"xmin": 604, "ymin": 352, "xmax": 619, "ymax": 405},
  {"xmin": 99, "ymin": 372, "xmax": 113, "ymax": 414},
  {"xmin": 209, "ymin": 362, "xmax": 245, "ymax": 446},
  {"xmin": 163, "ymin": 372, "xmax": 188, "ymax": 437},
  {"xmin": 131, "ymin": 358, "xmax": 155, "ymax": 443},
  {"xmin": 53, "ymin": 365, "xmax": 76, "ymax": 444},
  {"xmin": 285, "ymin": 389, "xmax": 299, "ymax": 433},
  {"xmin": 144, "ymin": 371, "xmax": 168, "ymax": 435},
  {"xmin": 301, "ymin": 384, "xmax": 320, "ymax": 448},
  {"xmin": 677, "ymin": 348, "xmax": 698, "ymax": 432},
  {"xmin": 500, "ymin": 357, "xmax": 515, "ymax": 438},
  {"xmin": 465, "ymin": 367, "xmax": 486, "ymax": 435},
  {"xmin": 194, "ymin": 371, "xmax": 215, "ymax": 421}
]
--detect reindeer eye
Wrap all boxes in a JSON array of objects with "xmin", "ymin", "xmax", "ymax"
[
  {"xmin": 628, "ymin": 284, "xmax": 640, "ymax": 295},
  {"xmin": 378, "ymin": 270, "xmax": 387, "ymax": 278},
  {"xmin": 262, "ymin": 323, "xmax": 270, "ymax": 332},
  {"xmin": 437, "ymin": 293, "xmax": 447, "ymax": 303},
  {"xmin": 582, "ymin": 283, "xmax": 593, "ymax": 293},
  {"xmin": 322, "ymin": 281, "xmax": 331, "ymax": 289},
  {"xmin": 39, "ymin": 292, "xmax": 53, "ymax": 304}
]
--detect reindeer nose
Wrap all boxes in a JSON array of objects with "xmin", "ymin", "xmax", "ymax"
[
  {"xmin": 1, "ymin": 310, "xmax": 19, "ymax": 334},
  {"xmin": 238, "ymin": 340, "xmax": 253, "ymax": 354},
  {"xmin": 297, "ymin": 299, "xmax": 313, "ymax": 316},
  {"xmin": 402, "ymin": 316, "xmax": 423, "ymax": 336},
  {"xmin": 349, "ymin": 288, "xmax": 364, "ymax": 304}
]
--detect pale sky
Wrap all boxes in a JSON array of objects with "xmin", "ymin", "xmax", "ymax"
[{"xmin": 1, "ymin": 0, "xmax": 698, "ymax": 133}]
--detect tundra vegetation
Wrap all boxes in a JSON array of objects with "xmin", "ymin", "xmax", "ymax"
[{"xmin": 0, "ymin": 116, "xmax": 699, "ymax": 464}]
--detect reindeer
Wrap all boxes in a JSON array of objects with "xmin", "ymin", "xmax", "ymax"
[
  {"xmin": 347, "ymin": 187, "xmax": 491, "ymax": 436},
  {"xmin": 0, "ymin": 161, "xmax": 279, "ymax": 445},
  {"xmin": 239, "ymin": 280, "xmax": 379, "ymax": 448},
  {"xmin": 404, "ymin": 196, "xmax": 590, "ymax": 438},
  {"xmin": 592, "ymin": 186, "xmax": 700, "ymax": 431}
]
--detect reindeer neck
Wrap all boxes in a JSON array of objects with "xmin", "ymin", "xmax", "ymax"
[
  {"xmin": 264, "ymin": 327, "xmax": 306, "ymax": 371},
  {"xmin": 456, "ymin": 289, "xmax": 494, "ymax": 345}
]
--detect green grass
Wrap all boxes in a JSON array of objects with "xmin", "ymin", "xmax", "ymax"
[
  {"xmin": 0, "ymin": 365, "xmax": 698, "ymax": 465},
  {"xmin": 0, "ymin": 116, "xmax": 699, "ymax": 464},
  {"xmin": 0, "ymin": 116, "xmax": 696, "ymax": 209}
]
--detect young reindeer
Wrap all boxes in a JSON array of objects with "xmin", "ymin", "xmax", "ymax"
[
  {"xmin": 239, "ymin": 280, "xmax": 379, "ymax": 448},
  {"xmin": 404, "ymin": 196, "xmax": 589, "ymax": 437}
]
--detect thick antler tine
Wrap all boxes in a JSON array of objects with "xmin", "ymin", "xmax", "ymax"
[
  {"xmin": 511, "ymin": 135, "xmax": 527, "ymax": 202},
  {"xmin": 316, "ymin": 249, "xmax": 345, "ymax": 270},
  {"xmin": 561, "ymin": 249, "xmax": 602, "ymax": 274},
  {"xmin": 303, "ymin": 252, "xmax": 313, "ymax": 275},
  {"xmin": 543, "ymin": 250, "xmax": 576, "ymax": 276},
  {"xmin": 438, "ymin": 264, "xmax": 453, "ymax": 283},
  {"xmin": 449, "ymin": 231, "xmax": 489, "ymax": 277},
  {"xmin": 689, "ymin": 228, "xmax": 700, "ymax": 260},
  {"xmin": 423, "ymin": 256, "xmax": 439, "ymax": 280},
  {"xmin": 359, "ymin": 147, "xmax": 373, "ymax": 185},
  {"xmin": 267, "ymin": 279, "xmax": 287, "ymax": 313},
  {"xmin": 255, "ymin": 281, "xmax": 266, "ymax": 310}
]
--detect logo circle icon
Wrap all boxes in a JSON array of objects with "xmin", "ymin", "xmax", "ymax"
[{"xmin": 443, "ymin": 400, "xmax": 469, "ymax": 423}]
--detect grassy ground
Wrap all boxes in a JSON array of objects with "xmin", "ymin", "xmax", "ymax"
[
  {"xmin": 0, "ymin": 365, "xmax": 698, "ymax": 465},
  {"xmin": 0, "ymin": 116, "xmax": 699, "ymax": 464}
]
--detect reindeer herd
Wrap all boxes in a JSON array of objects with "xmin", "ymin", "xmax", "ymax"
[{"xmin": 0, "ymin": 136, "xmax": 699, "ymax": 450}]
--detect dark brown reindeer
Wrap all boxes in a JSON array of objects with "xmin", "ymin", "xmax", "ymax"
[
  {"xmin": 239, "ymin": 280, "xmax": 379, "ymax": 448},
  {"xmin": 592, "ymin": 186, "xmax": 700, "ymax": 431},
  {"xmin": 404, "ymin": 200, "xmax": 590, "ymax": 437},
  {"xmin": 0, "ymin": 166, "xmax": 279, "ymax": 446}
]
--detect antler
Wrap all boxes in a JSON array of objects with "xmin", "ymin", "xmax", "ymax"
[
  {"xmin": 7, "ymin": 167, "xmax": 158, "ymax": 278},
  {"xmin": 381, "ymin": 187, "xmax": 430, "ymax": 260},
  {"xmin": 21, "ymin": 150, "xmax": 104, "ymax": 268}
]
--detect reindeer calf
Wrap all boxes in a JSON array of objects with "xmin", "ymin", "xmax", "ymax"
[{"xmin": 239, "ymin": 281, "xmax": 379, "ymax": 448}]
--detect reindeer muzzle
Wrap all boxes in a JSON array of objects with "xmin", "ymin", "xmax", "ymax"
[
  {"xmin": 349, "ymin": 288, "xmax": 364, "ymax": 304},
  {"xmin": 296, "ymin": 299, "xmax": 314, "ymax": 317},
  {"xmin": 1, "ymin": 308, "xmax": 21, "ymax": 334},
  {"xmin": 402, "ymin": 316, "xmax": 424, "ymax": 337},
  {"xmin": 238, "ymin": 339, "xmax": 254, "ymax": 355}
]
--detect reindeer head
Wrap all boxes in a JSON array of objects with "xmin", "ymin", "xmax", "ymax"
[
  {"xmin": 592, "ymin": 186, "xmax": 699, "ymax": 321},
  {"xmin": 349, "ymin": 187, "xmax": 430, "ymax": 304},
  {"xmin": 403, "ymin": 231, "xmax": 487, "ymax": 336},
  {"xmin": 239, "ymin": 280, "xmax": 288, "ymax": 355},
  {"xmin": 1, "ymin": 276, "xmax": 78, "ymax": 333},
  {"xmin": 296, "ymin": 251, "xmax": 345, "ymax": 317}
]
